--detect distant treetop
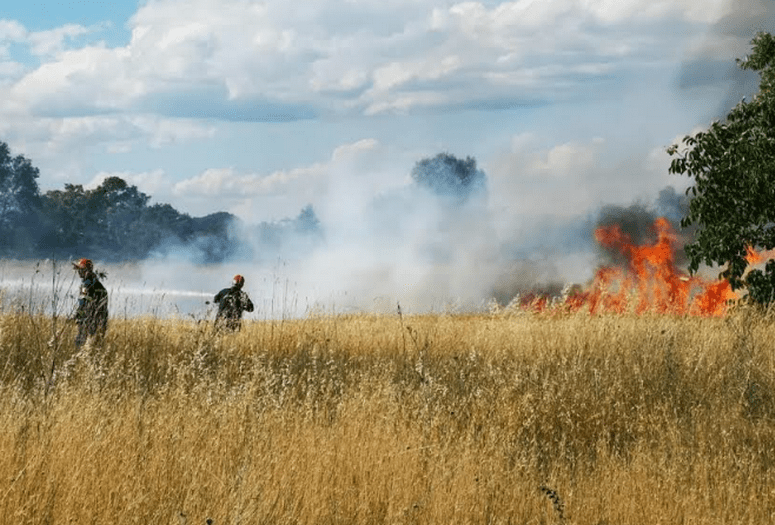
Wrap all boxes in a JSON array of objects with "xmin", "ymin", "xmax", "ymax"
[{"xmin": 411, "ymin": 152, "xmax": 486, "ymax": 202}]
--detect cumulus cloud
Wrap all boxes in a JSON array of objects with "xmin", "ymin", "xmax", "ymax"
[
  {"xmin": 171, "ymin": 138, "xmax": 394, "ymax": 222},
  {"xmin": 87, "ymin": 169, "xmax": 169, "ymax": 196},
  {"xmin": 0, "ymin": 19, "xmax": 26, "ymax": 42},
  {"xmin": 5, "ymin": 114, "xmax": 213, "ymax": 160},
  {"xmin": 26, "ymin": 23, "xmax": 104, "ymax": 57},
  {"xmin": 128, "ymin": 115, "xmax": 216, "ymax": 148},
  {"xmin": 3, "ymin": 0, "xmax": 759, "ymax": 124},
  {"xmin": 0, "ymin": 0, "xmax": 766, "ymax": 171},
  {"xmin": 0, "ymin": 60, "xmax": 24, "ymax": 85},
  {"xmin": 173, "ymin": 166, "xmax": 326, "ymax": 199}
]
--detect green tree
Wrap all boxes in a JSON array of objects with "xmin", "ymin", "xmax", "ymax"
[
  {"xmin": 411, "ymin": 153, "xmax": 486, "ymax": 202},
  {"xmin": 42, "ymin": 178, "xmax": 151, "ymax": 259},
  {"xmin": 0, "ymin": 142, "xmax": 45, "ymax": 255},
  {"xmin": 89, "ymin": 177, "xmax": 151, "ymax": 256},
  {"xmin": 42, "ymin": 176, "xmax": 244, "ymax": 262},
  {"xmin": 42, "ymin": 184, "xmax": 90, "ymax": 255},
  {"xmin": 668, "ymin": 31, "xmax": 775, "ymax": 304}
]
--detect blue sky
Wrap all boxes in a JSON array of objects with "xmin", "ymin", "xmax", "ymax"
[
  {"xmin": 1, "ymin": 0, "xmax": 774, "ymax": 309},
  {"xmin": 3, "ymin": 1, "xmax": 133, "ymax": 33}
]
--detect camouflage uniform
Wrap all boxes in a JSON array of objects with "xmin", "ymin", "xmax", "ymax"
[
  {"xmin": 75, "ymin": 272, "xmax": 108, "ymax": 347},
  {"xmin": 214, "ymin": 279, "xmax": 254, "ymax": 332}
]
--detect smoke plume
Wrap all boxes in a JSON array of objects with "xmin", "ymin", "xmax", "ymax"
[{"xmin": 1, "ymin": 155, "xmax": 697, "ymax": 320}]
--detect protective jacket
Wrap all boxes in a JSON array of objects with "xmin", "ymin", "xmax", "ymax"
[
  {"xmin": 75, "ymin": 274, "xmax": 108, "ymax": 346},
  {"xmin": 214, "ymin": 286, "xmax": 254, "ymax": 331}
]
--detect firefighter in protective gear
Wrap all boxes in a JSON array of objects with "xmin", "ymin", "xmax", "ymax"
[
  {"xmin": 214, "ymin": 274, "xmax": 254, "ymax": 331},
  {"xmin": 72, "ymin": 258, "xmax": 108, "ymax": 347}
]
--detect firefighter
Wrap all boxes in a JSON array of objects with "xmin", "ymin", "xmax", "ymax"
[
  {"xmin": 72, "ymin": 258, "xmax": 108, "ymax": 347},
  {"xmin": 213, "ymin": 274, "xmax": 254, "ymax": 332}
]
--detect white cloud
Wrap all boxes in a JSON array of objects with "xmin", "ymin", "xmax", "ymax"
[
  {"xmin": 449, "ymin": 1, "xmax": 573, "ymax": 33},
  {"xmin": 579, "ymin": 0, "xmax": 734, "ymax": 24},
  {"xmin": 127, "ymin": 116, "xmax": 216, "ymax": 148},
  {"xmin": 0, "ymin": 60, "xmax": 24, "ymax": 84},
  {"xmin": 527, "ymin": 138, "xmax": 603, "ymax": 178},
  {"xmin": 175, "ymin": 137, "xmax": 385, "ymax": 198},
  {"xmin": 43, "ymin": 116, "xmax": 126, "ymax": 153},
  {"xmin": 171, "ymin": 159, "xmax": 330, "ymax": 222},
  {"xmin": 170, "ymin": 138, "xmax": 397, "ymax": 222},
  {"xmin": 0, "ymin": 112, "xmax": 219, "ymax": 189},
  {"xmin": 0, "ymin": 0, "xmax": 766, "ymax": 214},
  {"xmin": 0, "ymin": 19, "xmax": 27, "ymax": 41},
  {"xmin": 173, "ymin": 165, "xmax": 325, "ymax": 199},
  {"xmin": 10, "ymin": 45, "xmax": 138, "ymax": 113},
  {"xmin": 331, "ymin": 138, "xmax": 380, "ymax": 163},
  {"xmin": 364, "ymin": 91, "xmax": 450, "ymax": 115},
  {"xmin": 87, "ymin": 169, "xmax": 169, "ymax": 196},
  {"xmin": 27, "ymin": 24, "xmax": 97, "ymax": 57},
  {"xmin": 372, "ymin": 55, "xmax": 462, "ymax": 92},
  {"xmin": 4, "ymin": 0, "xmax": 753, "ymax": 125}
]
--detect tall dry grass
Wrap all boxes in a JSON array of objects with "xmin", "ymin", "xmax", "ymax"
[{"xmin": 0, "ymin": 304, "xmax": 774, "ymax": 524}]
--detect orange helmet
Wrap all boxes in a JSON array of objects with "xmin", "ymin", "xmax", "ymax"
[
  {"xmin": 73, "ymin": 258, "xmax": 93, "ymax": 271},
  {"xmin": 233, "ymin": 274, "xmax": 245, "ymax": 287}
]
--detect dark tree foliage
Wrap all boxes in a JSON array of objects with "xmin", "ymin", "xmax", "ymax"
[
  {"xmin": 38, "ymin": 171, "xmax": 242, "ymax": 261},
  {"xmin": 0, "ymin": 143, "xmax": 45, "ymax": 256},
  {"xmin": 89, "ymin": 177, "xmax": 151, "ymax": 256},
  {"xmin": 0, "ymin": 140, "xmax": 324, "ymax": 263},
  {"xmin": 42, "ymin": 179, "xmax": 162, "ymax": 260},
  {"xmin": 411, "ymin": 153, "xmax": 486, "ymax": 201},
  {"xmin": 295, "ymin": 204, "xmax": 320, "ymax": 234},
  {"xmin": 187, "ymin": 211, "xmax": 239, "ymax": 263},
  {"xmin": 138, "ymin": 203, "xmax": 193, "ymax": 253},
  {"xmin": 42, "ymin": 184, "xmax": 90, "ymax": 253},
  {"xmin": 669, "ymin": 32, "xmax": 775, "ymax": 304}
]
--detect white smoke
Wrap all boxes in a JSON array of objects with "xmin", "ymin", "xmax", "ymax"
[{"xmin": 0, "ymin": 134, "xmax": 686, "ymax": 320}]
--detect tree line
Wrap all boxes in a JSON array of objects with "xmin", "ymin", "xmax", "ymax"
[{"xmin": 0, "ymin": 142, "xmax": 321, "ymax": 263}]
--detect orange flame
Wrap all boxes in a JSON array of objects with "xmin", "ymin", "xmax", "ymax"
[
  {"xmin": 745, "ymin": 246, "xmax": 775, "ymax": 266},
  {"xmin": 509, "ymin": 219, "xmax": 775, "ymax": 316},
  {"xmin": 566, "ymin": 218, "xmax": 738, "ymax": 316}
]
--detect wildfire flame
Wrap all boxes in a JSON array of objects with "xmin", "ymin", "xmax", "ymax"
[
  {"xmin": 518, "ymin": 217, "xmax": 775, "ymax": 316},
  {"xmin": 745, "ymin": 245, "xmax": 775, "ymax": 266}
]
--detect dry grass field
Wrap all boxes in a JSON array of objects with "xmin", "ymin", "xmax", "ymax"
[{"xmin": 0, "ymin": 304, "xmax": 774, "ymax": 524}]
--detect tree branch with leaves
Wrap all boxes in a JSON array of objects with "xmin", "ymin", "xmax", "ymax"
[{"xmin": 669, "ymin": 31, "xmax": 775, "ymax": 304}]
